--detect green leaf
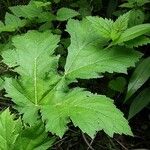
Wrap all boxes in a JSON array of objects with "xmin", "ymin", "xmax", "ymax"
[
  {"xmin": 0, "ymin": 77, "xmax": 4, "ymax": 90},
  {"xmin": 124, "ymin": 36, "xmax": 150, "ymax": 48},
  {"xmin": 41, "ymin": 88, "xmax": 132, "ymax": 138},
  {"xmin": 56, "ymin": 7, "xmax": 80, "ymax": 21},
  {"xmin": 65, "ymin": 19, "xmax": 142, "ymax": 81},
  {"xmin": 14, "ymin": 122, "xmax": 55, "ymax": 150},
  {"xmin": 0, "ymin": 109, "xmax": 22, "ymax": 150},
  {"xmin": 116, "ymin": 24, "xmax": 150, "ymax": 44},
  {"xmin": 111, "ymin": 11, "xmax": 130, "ymax": 41},
  {"xmin": 109, "ymin": 77, "xmax": 126, "ymax": 93},
  {"xmin": 9, "ymin": 1, "xmax": 50, "ymax": 19},
  {"xmin": 125, "ymin": 57, "xmax": 150, "ymax": 101},
  {"xmin": 0, "ymin": 13, "xmax": 26, "ymax": 33},
  {"xmin": 0, "ymin": 109, "xmax": 54, "ymax": 150},
  {"xmin": 3, "ymin": 31, "xmax": 60, "ymax": 125},
  {"xmin": 128, "ymin": 88, "xmax": 150, "ymax": 120},
  {"xmin": 87, "ymin": 16, "xmax": 114, "ymax": 39},
  {"xmin": 119, "ymin": 2, "xmax": 134, "ymax": 8},
  {"xmin": 3, "ymin": 30, "xmax": 132, "ymax": 139},
  {"xmin": 128, "ymin": 10, "xmax": 145, "ymax": 27}
]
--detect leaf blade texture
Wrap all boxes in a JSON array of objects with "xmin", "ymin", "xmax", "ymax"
[
  {"xmin": 56, "ymin": 7, "xmax": 80, "ymax": 21},
  {"xmin": 41, "ymin": 88, "xmax": 133, "ymax": 138},
  {"xmin": 65, "ymin": 19, "xmax": 142, "ymax": 81},
  {"xmin": 128, "ymin": 88, "xmax": 150, "ymax": 119},
  {"xmin": 125, "ymin": 57, "xmax": 150, "ymax": 101},
  {"xmin": 0, "ymin": 109, "xmax": 22, "ymax": 150}
]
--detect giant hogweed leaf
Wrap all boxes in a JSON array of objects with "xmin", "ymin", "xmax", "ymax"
[
  {"xmin": 0, "ymin": 109, "xmax": 22, "ymax": 150},
  {"xmin": 14, "ymin": 122, "xmax": 55, "ymax": 150},
  {"xmin": 9, "ymin": 1, "xmax": 50, "ymax": 19},
  {"xmin": 41, "ymin": 88, "xmax": 132, "ymax": 138},
  {"xmin": 0, "ymin": 13, "xmax": 26, "ymax": 33},
  {"xmin": 3, "ymin": 31, "xmax": 60, "ymax": 125},
  {"xmin": 56, "ymin": 7, "xmax": 80, "ymax": 21},
  {"xmin": 125, "ymin": 57, "xmax": 150, "ymax": 101},
  {"xmin": 87, "ymin": 16, "xmax": 114, "ymax": 39},
  {"xmin": 0, "ymin": 109, "xmax": 54, "ymax": 150},
  {"xmin": 65, "ymin": 19, "xmax": 142, "ymax": 81},
  {"xmin": 2, "ymin": 30, "xmax": 132, "ymax": 139}
]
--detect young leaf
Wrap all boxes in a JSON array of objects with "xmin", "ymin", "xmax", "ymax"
[
  {"xmin": 65, "ymin": 19, "xmax": 142, "ymax": 81},
  {"xmin": 116, "ymin": 24, "xmax": 150, "ymax": 44},
  {"xmin": 128, "ymin": 10, "xmax": 144, "ymax": 27},
  {"xmin": 125, "ymin": 57, "xmax": 150, "ymax": 101},
  {"xmin": 0, "ymin": 109, "xmax": 22, "ymax": 150},
  {"xmin": 0, "ymin": 13, "xmax": 26, "ymax": 33},
  {"xmin": 109, "ymin": 77, "xmax": 126, "ymax": 93},
  {"xmin": 87, "ymin": 16, "xmax": 114, "ymax": 39},
  {"xmin": 56, "ymin": 7, "xmax": 80, "ymax": 21},
  {"xmin": 124, "ymin": 36, "xmax": 150, "ymax": 48},
  {"xmin": 14, "ymin": 122, "xmax": 55, "ymax": 150},
  {"xmin": 41, "ymin": 88, "xmax": 133, "ymax": 138},
  {"xmin": 111, "ymin": 11, "xmax": 130, "ymax": 41},
  {"xmin": 128, "ymin": 88, "xmax": 150, "ymax": 120},
  {"xmin": 9, "ymin": 1, "xmax": 50, "ymax": 19}
]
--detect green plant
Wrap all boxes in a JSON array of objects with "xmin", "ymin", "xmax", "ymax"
[
  {"xmin": 125, "ymin": 57, "xmax": 150, "ymax": 119},
  {"xmin": 0, "ymin": 0, "xmax": 150, "ymax": 149}
]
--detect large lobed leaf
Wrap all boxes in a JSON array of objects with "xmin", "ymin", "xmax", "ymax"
[
  {"xmin": 65, "ymin": 19, "xmax": 142, "ymax": 81},
  {"xmin": 41, "ymin": 88, "xmax": 133, "ymax": 138},
  {"xmin": 3, "ymin": 31, "xmax": 61, "ymax": 125},
  {"xmin": 2, "ymin": 30, "xmax": 133, "ymax": 138}
]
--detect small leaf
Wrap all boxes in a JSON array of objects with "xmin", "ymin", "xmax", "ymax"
[
  {"xmin": 0, "ymin": 109, "xmax": 22, "ymax": 150},
  {"xmin": 0, "ymin": 13, "xmax": 26, "ymax": 33},
  {"xmin": 128, "ymin": 10, "xmax": 145, "ymax": 27},
  {"xmin": 116, "ymin": 24, "xmax": 150, "ymax": 44},
  {"xmin": 111, "ymin": 11, "xmax": 130, "ymax": 41},
  {"xmin": 128, "ymin": 88, "xmax": 150, "ymax": 119},
  {"xmin": 9, "ymin": 1, "xmax": 49, "ymax": 19},
  {"xmin": 124, "ymin": 36, "xmax": 150, "ymax": 48},
  {"xmin": 56, "ymin": 7, "xmax": 80, "ymax": 21},
  {"xmin": 14, "ymin": 122, "xmax": 55, "ymax": 150},
  {"xmin": 125, "ymin": 57, "xmax": 150, "ymax": 101},
  {"xmin": 87, "ymin": 16, "xmax": 114, "ymax": 39},
  {"xmin": 109, "ymin": 77, "xmax": 126, "ymax": 93}
]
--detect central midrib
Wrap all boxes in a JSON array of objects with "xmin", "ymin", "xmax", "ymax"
[{"xmin": 34, "ymin": 58, "xmax": 38, "ymax": 106}]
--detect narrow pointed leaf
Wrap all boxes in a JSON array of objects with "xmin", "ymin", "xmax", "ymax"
[{"xmin": 125, "ymin": 57, "xmax": 150, "ymax": 101}]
